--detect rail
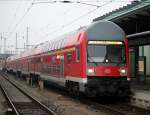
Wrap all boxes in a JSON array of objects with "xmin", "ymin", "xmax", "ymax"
[{"xmin": 0, "ymin": 72, "xmax": 57, "ymax": 115}]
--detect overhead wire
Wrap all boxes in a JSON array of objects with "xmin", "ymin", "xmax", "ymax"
[
  {"xmin": 43, "ymin": 0, "xmax": 115, "ymax": 39},
  {"xmin": 6, "ymin": 0, "xmax": 137, "ymax": 38},
  {"xmin": 7, "ymin": 0, "xmax": 23, "ymax": 34},
  {"xmin": 7, "ymin": 0, "xmax": 36, "ymax": 39},
  {"xmin": 35, "ymin": 2, "xmax": 77, "ymax": 34},
  {"xmin": 0, "ymin": 0, "xmax": 140, "ymax": 2},
  {"xmin": 35, "ymin": 0, "xmax": 133, "ymax": 40},
  {"xmin": 5, "ymin": 0, "xmax": 135, "ymax": 43},
  {"xmin": 72, "ymin": 0, "xmax": 140, "ymax": 2}
]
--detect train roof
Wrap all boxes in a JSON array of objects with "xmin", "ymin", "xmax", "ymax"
[
  {"xmin": 85, "ymin": 21, "xmax": 125, "ymax": 41},
  {"xmin": 8, "ymin": 21, "xmax": 125, "ymax": 61}
]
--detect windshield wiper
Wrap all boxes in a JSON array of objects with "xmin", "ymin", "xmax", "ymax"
[{"xmin": 87, "ymin": 53, "xmax": 98, "ymax": 66}]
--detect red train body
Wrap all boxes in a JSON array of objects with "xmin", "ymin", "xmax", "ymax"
[{"xmin": 3, "ymin": 21, "xmax": 130, "ymax": 97}]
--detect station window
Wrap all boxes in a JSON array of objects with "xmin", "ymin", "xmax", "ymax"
[
  {"xmin": 76, "ymin": 46, "xmax": 80, "ymax": 61},
  {"xmin": 67, "ymin": 52, "xmax": 72, "ymax": 64}
]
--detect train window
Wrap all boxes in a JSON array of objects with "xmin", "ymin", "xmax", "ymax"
[
  {"xmin": 35, "ymin": 57, "xmax": 41, "ymax": 63},
  {"xmin": 76, "ymin": 46, "xmax": 80, "ymax": 61},
  {"xmin": 67, "ymin": 53, "xmax": 72, "ymax": 64}
]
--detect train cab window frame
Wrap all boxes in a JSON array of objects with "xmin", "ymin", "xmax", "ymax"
[
  {"xmin": 67, "ymin": 52, "xmax": 72, "ymax": 64},
  {"xmin": 87, "ymin": 41, "xmax": 126, "ymax": 66},
  {"xmin": 76, "ymin": 46, "xmax": 80, "ymax": 62}
]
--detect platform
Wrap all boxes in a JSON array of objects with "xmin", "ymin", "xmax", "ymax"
[{"xmin": 131, "ymin": 78, "xmax": 150, "ymax": 110}]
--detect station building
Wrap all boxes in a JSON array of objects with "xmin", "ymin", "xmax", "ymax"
[{"xmin": 93, "ymin": 0, "xmax": 150, "ymax": 83}]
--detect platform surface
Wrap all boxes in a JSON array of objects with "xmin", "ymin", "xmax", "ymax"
[{"xmin": 131, "ymin": 79, "xmax": 150, "ymax": 110}]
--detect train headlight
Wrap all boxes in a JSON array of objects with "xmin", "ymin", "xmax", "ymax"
[
  {"xmin": 119, "ymin": 68, "xmax": 127, "ymax": 76},
  {"xmin": 121, "ymin": 69, "xmax": 126, "ymax": 73},
  {"xmin": 87, "ymin": 68, "xmax": 95, "ymax": 75}
]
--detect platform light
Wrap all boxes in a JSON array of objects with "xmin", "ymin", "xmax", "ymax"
[{"xmin": 88, "ymin": 41, "xmax": 123, "ymax": 45}]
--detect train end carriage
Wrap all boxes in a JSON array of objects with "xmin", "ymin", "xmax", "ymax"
[{"xmin": 62, "ymin": 21, "xmax": 130, "ymax": 97}]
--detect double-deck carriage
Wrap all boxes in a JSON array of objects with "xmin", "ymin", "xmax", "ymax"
[{"xmin": 5, "ymin": 21, "xmax": 130, "ymax": 97}]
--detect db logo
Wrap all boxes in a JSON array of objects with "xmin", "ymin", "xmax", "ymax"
[{"xmin": 105, "ymin": 68, "xmax": 111, "ymax": 74}]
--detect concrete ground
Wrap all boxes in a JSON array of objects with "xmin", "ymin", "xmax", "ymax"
[
  {"xmin": 131, "ymin": 77, "xmax": 150, "ymax": 110},
  {"xmin": 131, "ymin": 77, "xmax": 150, "ymax": 91}
]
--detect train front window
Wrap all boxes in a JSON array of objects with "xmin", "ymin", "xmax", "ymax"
[{"xmin": 87, "ymin": 43, "xmax": 126, "ymax": 65}]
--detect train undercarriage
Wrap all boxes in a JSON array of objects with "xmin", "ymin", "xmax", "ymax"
[
  {"xmin": 65, "ymin": 76, "xmax": 130, "ymax": 97},
  {"xmin": 85, "ymin": 77, "xmax": 130, "ymax": 97}
]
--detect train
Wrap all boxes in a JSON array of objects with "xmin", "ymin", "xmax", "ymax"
[{"xmin": 0, "ymin": 21, "xmax": 130, "ymax": 97}]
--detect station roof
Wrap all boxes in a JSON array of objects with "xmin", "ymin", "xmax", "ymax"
[
  {"xmin": 93, "ymin": 0, "xmax": 150, "ymax": 35},
  {"xmin": 127, "ymin": 30, "xmax": 150, "ymax": 46},
  {"xmin": 94, "ymin": 0, "xmax": 150, "ymax": 21}
]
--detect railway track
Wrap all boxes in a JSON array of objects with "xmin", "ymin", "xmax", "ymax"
[
  {"xmin": 44, "ymin": 78, "xmax": 150, "ymax": 115},
  {"xmin": 0, "ymin": 72, "xmax": 57, "ymax": 115},
  {"xmin": 1, "ymin": 71, "xmax": 150, "ymax": 115}
]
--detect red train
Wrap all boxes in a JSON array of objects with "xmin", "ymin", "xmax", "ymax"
[{"xmin": 2, "ymin": 21, "xmax": 130, "ymax": 97}]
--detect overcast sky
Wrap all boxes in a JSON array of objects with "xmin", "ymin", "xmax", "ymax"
[{"xmin": 0, "ymin": 0, "xmax": 133, "ymax": 54}]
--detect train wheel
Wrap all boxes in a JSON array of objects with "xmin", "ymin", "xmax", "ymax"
[
  {"xmin": 66, "ymin": 81, "xmax": 80, "ymax": 97},
  {"xmin": 85, "ymin": 87, "xmax": 97, "ymax": 97},
  {"xmin": 72, "ymin": 85, "xmax": 80, "ymax": 97}
]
